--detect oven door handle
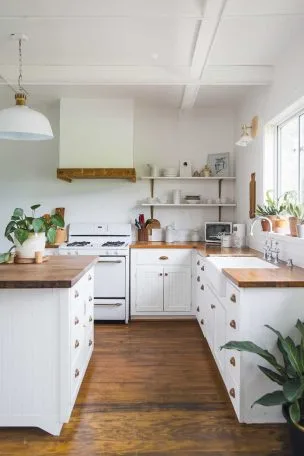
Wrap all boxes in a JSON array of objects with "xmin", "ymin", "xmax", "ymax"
[
  {"xmin": 98, "ymin": 259, "xmax": 123, "ymax": 264},
  {"xmin": 95, "ymin": 302, "xmax": 123, "ymax": 307}
]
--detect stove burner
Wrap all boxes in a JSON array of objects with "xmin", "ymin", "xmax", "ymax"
[
  {"xmin": 102, "ymin": 241, "xmax": 125, "ymax": 247},
  {"xmin": 67, "ymin": 241, "xmax": 91, "ymax": 247}
]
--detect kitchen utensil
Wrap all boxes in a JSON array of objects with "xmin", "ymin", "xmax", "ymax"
[
  {"xmin": 135, "ymin": 219, "xmax": 141, "ymax": 230},
  {"xmin": 139, "ymin": 214, "xmax": 145, "ymax": 228}
]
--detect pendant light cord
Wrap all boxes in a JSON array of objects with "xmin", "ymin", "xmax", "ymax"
[{"xmin": 0, "ymin": 37, "xmax": 28, "ymax": 96}]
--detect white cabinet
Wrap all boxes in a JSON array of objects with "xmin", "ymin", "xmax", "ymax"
[{"xmin": 131, "ymin": 249, "xmax": 193, "ymax": 316}]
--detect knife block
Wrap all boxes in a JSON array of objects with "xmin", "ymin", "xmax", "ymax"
[{"xmin": 137, "ymin": 228, "xmax": 148, "ymax": 242}]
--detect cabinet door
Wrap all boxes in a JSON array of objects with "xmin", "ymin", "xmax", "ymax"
[
  {"xmin": 163, "ymin": 266, "xmax": 191, "ymax": 312},
  {"xmin": 204, "ymin": 285, "xmax": 216, "ymax": 352},
  {"xmin": 135, "ymin": 266, "xmax": 164, "ymax": 312},
  {"xmin": 213, "ymin": 298, "xmax": 226, "ymax": 375}
]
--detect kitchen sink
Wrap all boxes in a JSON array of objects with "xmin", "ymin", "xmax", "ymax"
[{"xmin": 205, "ymin": 256, "xmax": 278, "ymax": 296}]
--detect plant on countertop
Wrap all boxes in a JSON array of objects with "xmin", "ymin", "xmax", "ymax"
[
  {"xmin": 221, "ymin": 320, "xmax": 304, "ymax": 453},
  {"xmin": 5, "ymin": 204, "xmax": 64, "ymax": 245},
  {"xmin": 287, "ymin": 202, "xmax": 304, "ymax": 224},
  {"xmin": 0, "ymin": 245, "xmax": 15, "ymax": 264}
]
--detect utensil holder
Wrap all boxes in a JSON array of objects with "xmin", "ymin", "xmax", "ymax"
[{"xmin": 137, "ymin": 228, "xmax": 148, "ymax": 242}]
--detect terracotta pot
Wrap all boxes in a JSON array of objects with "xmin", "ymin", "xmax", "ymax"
[
  {"xmin": 274, "ymin": 217, "xmax": 289, "ymax": 234},
  {"xmin": 289, "ymin": 217, "xmax": 299, "ymax": 237},
  {"xmin": 260, "ymin": 215, "xmax": 277, "ymax": 232}
]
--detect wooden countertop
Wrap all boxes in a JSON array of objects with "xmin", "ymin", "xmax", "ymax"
[
  {"xmin": 223, "ymin": 264, "xmax": 304, "ymax": 288},
  {"xmin": 130, "ymin": 241, "xmax": 205, "ymax": 249},
  {"xmin": 0, "ymin": 256, "xmax": 98, "ymax": 289}
]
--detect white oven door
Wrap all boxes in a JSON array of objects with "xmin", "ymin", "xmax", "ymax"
[{"xmin": 94, "ymin": 256, "xmax": 126, "ymax": 298}]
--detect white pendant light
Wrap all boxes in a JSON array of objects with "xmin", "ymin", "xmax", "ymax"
[{"xmin": 0, "ymin": 34, "xmax": 53, "ymax": 141}]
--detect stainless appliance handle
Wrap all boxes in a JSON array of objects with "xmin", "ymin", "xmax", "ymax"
[
  {"xmin": 98, "ymin": 259, "xmax": 123, "ymax": 263},
  {"xmin": 95, "ymin": 302, "xmax": 123, "ymax": 307}
]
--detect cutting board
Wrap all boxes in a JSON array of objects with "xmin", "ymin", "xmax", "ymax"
[{"xmin": 145, "ymin": 219, "xmax": 161, "ymax": 233}]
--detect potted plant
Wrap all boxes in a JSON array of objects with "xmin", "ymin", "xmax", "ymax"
[
  {"xmin": 286, "ymin": 201, "xmax": 304, "ymax": 237},
  {"xmin": 256, "ymin": 190, "xmax": 291, "ymax": 233},
  {"xmin": 0, "ymin": 246, "xmax": 15, "ymax": 264},
  {"xmin": 5, "ymin": 204, "xmax": 64, "ymax": 259},
  {"xmin": 221, "ymin": 320, "xmax": 304, "ymax": 456}
]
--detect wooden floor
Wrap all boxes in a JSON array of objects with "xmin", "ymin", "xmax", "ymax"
[{"xmin": 0, "ymin": 321, "xmax": 289, "ymax": 455}]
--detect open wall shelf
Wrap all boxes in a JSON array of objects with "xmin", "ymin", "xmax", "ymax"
[
  {"xmin": 141, "ymin": 176, "xmax": 236, "ymax": 181},
  {"xmin": 141, "ymin": 203, "xmax": 236, "ymax": 207}
]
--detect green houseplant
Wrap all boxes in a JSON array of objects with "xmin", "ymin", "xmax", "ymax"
[
  {"xmin": 221, "ymin": 320, "xmax": 304, "ymax": 456},
  {"xmin": 256, "ymin": 190, "xmax": 292, "ymax": 233},
  {"xmin": 5, "ymin": 204, "xmax": 64, "ymax": 259},
  {"xmin": 286, "ymin": 201, "xmax": 304, "ymax": 238}
]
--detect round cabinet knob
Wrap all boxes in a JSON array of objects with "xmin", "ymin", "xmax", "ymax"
[
  {"xmin": 164, "ymin": 273, "xmax": 168, "ymax": 277},
  {"xmin": 196, "ymin": 306, "xmax": 200, "ymax": 312},
  {"xmin": 74, "ymin": 290, "xmax": 79, "ymax": 299},
  {"xmin": 200, "ymin": 319, "xmax": 204, "ymax": 325},
  {"xmin": 89, "ymin": 316, "xmax": 93, "ymax": 322},
  {"xmin": 75, "ymin": 339, "xmax": 80, "ymax": 349},
  {"xmin": 197, "ymin": 276, "xmax": 200, "ymax": 282},
  {"xmin": 89, "ymin": 339, "xmax": 93, "ymax": 347},
  {"xmin": 230, "ymin": 320, "xmax": 237, "ymax": 329},
  {"xmin": 74, "ymin": 316, "xmax": 79, "ymax": 325},
  {"xmin": 197, "ymin": 260, "xmax": 200, "ymax": 266},
  {"xmin": 229, "ymin": 388, "xmax": 235, "ymax": 398},
  {"xmin": 230, "ymin": 357, "xmax": 236, "ymax": 367},
  {"xmin": 75, "ymin": 368, "xmax": 80, "ymax": 378},
  {"xmin": 211, "ymin": 304, "xmax": 216, "ymax": 309},
  {"xmin": 88, "ymin": 274, "xmax": 92, "ymax": 281},
  {"xmin": 89, "ymin": 296, "xmax": 93, "ymax": 302},
  {"xmin": 200, "ymin": 284, "xmax": 204, "ymax": 291},
  {"xmin": 230, "ymin": 294, "xmax": 236, "ymax": 303},
  {"xmin": 159, "ymin": 273, "xmax": 163, "ymax": 277}
]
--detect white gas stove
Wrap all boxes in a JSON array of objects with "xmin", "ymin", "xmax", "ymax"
[{"xmin": 59, "ymin": 223, "xmax": 131, "ymax": 323}]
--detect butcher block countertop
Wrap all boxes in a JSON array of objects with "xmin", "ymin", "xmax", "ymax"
[
  {"xmin": 0, "ymin": 256, "xmax": 98, "ymax": 289},
  {"xmin": 222, "ymin": 265, "xmax": 304, "ymax": 288}
]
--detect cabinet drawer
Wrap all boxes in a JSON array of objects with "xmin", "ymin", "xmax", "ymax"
[
  {"xmin": 135, "ymin": 249, "xmax": 191, "ymax": 266},
  {"xmin": 225, "ymin": 281, "xmax": 240, "ymax": 306},
  {"xmin": 225, "ymin": 372, "xmax": 240, "ymax": 420},
  {"xmin": 225, "ymin": 350, "xmax": 241, "ymax": 385},
  {"xmin": 71, "ymin": 325, "xmax": 85, "ymax": 366},
  {"xmin": 226, "ymin": 310, "xmax": 240, "ymax": 343}
]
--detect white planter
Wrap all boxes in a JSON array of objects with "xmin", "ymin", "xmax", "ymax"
[
  {"xmin": 15, "ymin": 232, "xmax": 46, "ymax": 259},
  {"xmin": 296, "ymin": 224, "xmax": 304, "ymax": 238}
]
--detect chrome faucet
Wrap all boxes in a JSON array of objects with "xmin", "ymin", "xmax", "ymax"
[{"xmin": 250, "ymin": 216, "xmax": 273, "ymax": 236}]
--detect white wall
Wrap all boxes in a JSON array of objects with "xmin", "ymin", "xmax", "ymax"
[{"xmin": 0, "ymin": 102, "xmax": 235, "ymax": 251}]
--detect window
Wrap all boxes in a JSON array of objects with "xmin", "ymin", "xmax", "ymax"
[{"xmin": 277, "ymin": 111, "xmax": 304, "ymax": 201}]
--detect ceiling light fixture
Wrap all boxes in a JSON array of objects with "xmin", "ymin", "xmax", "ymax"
[
  {"xmin": 0, "ymin": 33, "xmax": 53, "ymax": 141},
  {"xmin": 235, "ymin": 116, "xmax": 258, "ymax": 147}
]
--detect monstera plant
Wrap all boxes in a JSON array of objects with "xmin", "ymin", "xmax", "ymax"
[{"xmin": 221, "ymin": 320, "xmax": 304, "ymax": 455}]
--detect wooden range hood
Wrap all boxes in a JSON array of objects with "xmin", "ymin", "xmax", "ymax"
[{"xmin": 57, "ymin": 168, "xmax": 136, "ymax": 183}]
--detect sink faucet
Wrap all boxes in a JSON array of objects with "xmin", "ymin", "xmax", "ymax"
[{"xmin": 250, "ymin": 216, "xmax": 273, "ymax": 236}]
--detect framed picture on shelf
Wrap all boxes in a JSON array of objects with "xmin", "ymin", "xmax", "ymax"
[{"xmin": 207, "ymin": 153, "xmax": 230, "ymax": 177}]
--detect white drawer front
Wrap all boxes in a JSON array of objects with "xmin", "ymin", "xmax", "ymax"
[
  {"xmin": 226, "ymin": 350, "xmax": 241, "ymax": 385},
  {"xmin": 225, "ymin": 281, "xmax": 240, "ymax": 306},
  {"xmin": 94, "ymin": 299, "xmax": 126, "ymax": 320},
  {"xmin": 225, "ymin": 372, "xmax": 240, "ymax": 420},
  {"xmin": 135, "ymin": 249, "xmax": 192, "ymax": 266}
]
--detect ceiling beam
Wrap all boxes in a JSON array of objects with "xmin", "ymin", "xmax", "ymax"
[{"xmin": 180, "ymin": 0, "xmax": 227, "ymax": 110}]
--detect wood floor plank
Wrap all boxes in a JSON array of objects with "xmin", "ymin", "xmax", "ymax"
[{"xmin": 0, "ymin": 320, "xmax": 289, "ymax": 455}]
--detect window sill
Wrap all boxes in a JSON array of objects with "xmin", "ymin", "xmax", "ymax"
[{"xmin": 250, "ymin": 231, "xmax": 304, "ymax": 245}]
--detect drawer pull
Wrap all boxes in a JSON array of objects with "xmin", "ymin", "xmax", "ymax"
[
  {"xmin": 196, "ymin": 306, "xmax": 200, "ymax": 312},
  {"xmin": 197, "ymin": 276, "xmax": 200, "ymax": 282},
  {"xmin": 197, "ymin": 260, "xmax": 200, "ymax": 266},
  {"xmin": 89, "ymin": 315, "xmax": 93, "ymax": 322},
  {"xmin": 230, "ymin": 357, "xmax": 236, "ymax": 367},
  {"xmin": 229, "ymin": 388, "xmax": 235, "ymax": 398},
  {"xmin": 201, "ymin": 284, "xmax": 204, "ymax": 290},
  {"xmin": 89, "ymin": 339, "xmax": 93, "ymax": 347},
  {"xmin": 74, "ymin": 339, "xmax": 80, "ymax": 349},
  {"xmin": 88, "ymin": 274, "xmax": 92, "ymax": 281},
  {"xmin": 201, "ymin": 265, "xmax": 205, "ymax": 271},
  {"xmin": 75, "ymin": 369, "xmax": 80, "ymax": 378},
  {"xmin": 230, "ymin": 294, "xmax": 237, "ymax": 303},
  {"xmin": 89, "ymin": 296, "xmax": 93, "ymax": 302},
  {"xmin": 159, "ymin": 273, "xmax": 163, "ymax": 277},
  {"xmin": 200, "ymin": 319, "xmax": 204, "ymax": 325},
  {"xmin": 74, "ymin": 316, "xmax": 79, "ymax": 325},
  {"xmin": 211, "ymin": 304, "xmax": 216, "ymax": 309},
  {"xmin": 164, "ymin": 273, "xmax": 168, "ymax": 277},
  {"xmin": 159, "ymin": 256, "xmax": 168, "ymax": 260},
  {"xmin": 230, "ymin": 320, "xmax": 237, "ymax": 329},
  {"xmin": 74, "ymin": 290, "xmax": 79, "ymax": 299}
]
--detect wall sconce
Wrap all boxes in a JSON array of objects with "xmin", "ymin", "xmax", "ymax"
[{"xmin": 235, "ymin": 116, "xmax": 258, "ymax": 147}]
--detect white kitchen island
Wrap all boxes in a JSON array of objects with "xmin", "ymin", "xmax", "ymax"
[{"xmin": 0, "ymin": 255, "xmax": 97, "ymax": 435}]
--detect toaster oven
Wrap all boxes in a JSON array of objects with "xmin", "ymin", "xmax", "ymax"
[{"xmin": 205, "ymin": 222, "xmax": 232, "ymax": 243}]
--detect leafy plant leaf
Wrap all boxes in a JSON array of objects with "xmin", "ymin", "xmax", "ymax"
[
  {"xmin": 14, "ymin": 228, "xmax": 29, "ymax": 245},
  {"xmin": 5, "ymin": 221, "xmax": 16, "ymax": 237},
  {"xmin": 50, "ymin": 214, "xmax": 64, "ymax": 228},
  {"xmin": 47, "ymin": 227, "xmax": 57, "ymax": 244},
  {"xmin": 30, "ymin": 204, "xmax": 41, "ymax": 211},
  {"xmin": 258, "ymin": 365, "xmax": 286, "ymax": 385},
  {"xmin": 32, "ymin": 218, "xmax": 44, "ymax": 233},
  {"xmin": 289, "ymin": 401, "xmax": 301, "ymax": 424},
  {"xmin": 252, "ymin": 391, "xmax": 286, "ymax": 408},
  {"xmin": 283, "ymin": 378, "xmax": 304, "ymax": 402},
  {"xmin": 221, "ymin": 341, "xmax": 284, "ymax": 374},
  {"xmin": 0, "ymin": 253, "xmax": 10, "ymax": 263},
  {"xmin": 265, "ymin": 325, "xmax": 302, "ymax": 375},
  {"xmin": 13, "ymin": 208, "xmax": 23, "ymax": 218}
]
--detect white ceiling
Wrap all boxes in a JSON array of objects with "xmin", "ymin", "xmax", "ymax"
[{"xmin": 0, "ymin": 0, "xmax": 303, "ymax": 108}]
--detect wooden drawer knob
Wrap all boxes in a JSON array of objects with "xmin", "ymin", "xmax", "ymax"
[
  {"xmin": 196, "ymin": 306, "xmax": 200, "ymax": 312},
  {"xmin": 89, "ymin": 315, "xmax": 93, "ymax": 322},
  {"xmin": 201, "ymin": 284, "xmax": 204, "ymax": 290},
  {"xmin": 89, "ymin": 339, "xmax": 93, "ymax": 347},
  {"xmin": 74, "ymin": 290, "xmax": 79, "ymax": 298},
  {"xmin": 74, "ymin": 316, "xmax": 79, "ymax": 325},
  {"xmin": 230, "ymin": 320, "xmax": 236, "ymax": 329},
  {"xmin": 75, "ymin": 339, "xmax": 80, "ymax": 349},
  {"xmin": 230, "ymin": 294, "xmax": 236, "ymax": 303},
  {"xmin": 211, "ymin": 304, "xmax": 216, "ymax": 309},
  {"xmin": 229, "ymin": 388, "xmax": 235, "ymax": 398},
  {"xmin": 197, "ymin": 260, "xmax": 200, "ymax": 266},
  {"xmin": 230, "ymin": 357, "xmax": 236, "ymax": 367},
  {"xmin": 197, "ymin": 276, "xmax": 200, "ymax": 282},
  {"xmin": 159, "ymin": 256, "xmax": 168, "ymax": 260},
  {"xmin": 200, "ymin": 319, "xmax": 204, "ymax": 325},
  {"xmin": 75, "ymin": 368, "xmax": 80, "ymax": 378},
  {"xmin": 201, "ymin": 265, "xmax": 205, "ymax": 271},
  {"xmin": 88, "ymin": 274, "xmax": 92, "ymax": 281}
]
